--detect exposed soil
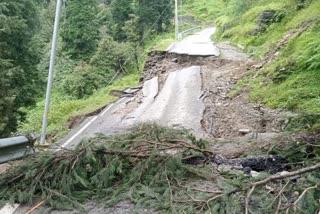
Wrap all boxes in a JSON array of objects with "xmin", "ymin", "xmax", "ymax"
[
  {"xmin": 200, "ymin": 60, "xmax": 288, "ymax": 138},
  {"xmin": 0, "ymin": 163, "xmax": 11, "ymax": 175},
  {"xmin": 140, "ymin": 44, "xmax": 290, "ymax": 141},
  {"xmin": 6, "ymin": 39, "xmax": 308, "ymax": 214},
  {"xmin": 51, "ymin": 44, "xmax": 291, "ymax": 214}
]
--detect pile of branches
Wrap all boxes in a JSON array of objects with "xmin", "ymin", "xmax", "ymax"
[{"xmin": 0, "ymin": 125, "xmax": 319, "ymax": 213}]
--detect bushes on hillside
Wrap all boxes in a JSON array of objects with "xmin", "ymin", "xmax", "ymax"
[
  {"xmin": 90, "ymin": 36, "xmax": 137, "ymax": 75},
  {"xmin": 60, "ymin": 37, "xmax": 137, "ymax": 99},
  {"xmin": 0, "ymin": 0, "xmax": 41, "ymax": 137}
]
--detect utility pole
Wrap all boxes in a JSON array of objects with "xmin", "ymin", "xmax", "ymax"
[
  {"xmin": 175, "ymin": 0, "xmax": 179, "ymax": 39},
  {"xmin": 40, "ymin": 0, "xmax": 62, "ymax": 145}
]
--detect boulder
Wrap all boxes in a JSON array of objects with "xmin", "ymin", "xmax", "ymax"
[
  {"xmin": 258, "ymin": 10, "xmax": 278, "ymax": 25},
  {"xmin": 252, "ymin": 10, "xmax": 285, "ymax": 35}
]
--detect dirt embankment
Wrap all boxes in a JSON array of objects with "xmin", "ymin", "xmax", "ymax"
[{"xmin": 140, "ymin": 44, "xmax": 289, "ymax": 142}]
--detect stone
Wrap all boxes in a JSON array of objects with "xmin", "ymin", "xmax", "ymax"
[
  {"xmin": 274, "ymin": 51, "xmax": 280, "ymax": 57},
  {"xmin": 0, "ymin": 163, "xmax": 11, "ymax": 175},
  {"xmin": 251, "ymin": 170, "xmax": 260, "ymax": 178},
  {"xmin": 171, "ymin": 58, "xmax": 178, "ymax": 63},
  {"xmin": 124, "ymin": 88, "xmax": 141, "ymax": 94},
  {"xmin": 239, "ymin": 129, "xmax": 251, "ymax": 134},
  {"xmin": 237, "ymin": 44, "xmax": 245, "ymax": 50},
  {"xmin": 258, "ymin": 10, "xmax": 277, "ymax": 25},
  {"xmin": 252, "ymin": 63, "xmax": 264, "ymax": 70}
]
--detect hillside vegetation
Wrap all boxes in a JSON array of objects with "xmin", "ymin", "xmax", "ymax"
[
  {"xmin": 0, "ymin": 0, "xmax": 174, "ymax": 139},
  {"xmin": 185, "ymin": 0, "xmax": 320, "ymax": 130}
]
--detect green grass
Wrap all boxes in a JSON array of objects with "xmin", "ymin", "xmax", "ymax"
[
  {"xmin": 184, "ymin": 0, "xmax": 320, "ymax": 129},
  {"xmin": 249, "ymin": 29, "xmax": 320, "ymax": 114},
  {"xmin": 183, "ymin": 0, "xmax": 225, "ymax": 22},
  {"xmin": 18, "ymin": 73, "xmax": 139, "ymax": 140},
  {"xmin": 147, "ymin": 31, "xmax": 177, "ymax": 51},
  {"xmin": 286, "ymin": 0, "xmax": 320, "ymax": 29},
  {"xmin": 18, "ymin": 30, "xmax": 179, "ymax": 142}
]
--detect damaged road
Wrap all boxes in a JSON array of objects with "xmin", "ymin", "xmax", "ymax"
[
  {"xmin": 1, "ymin": 27, "xmax": 319, "ymax": 214},
  {"xmin": 57, "ymin": 27, "xmax": 290, "ymax": 155},
  {"xmin": 57, "ymin": 28, "xmax": 222, "ymax": 150}
]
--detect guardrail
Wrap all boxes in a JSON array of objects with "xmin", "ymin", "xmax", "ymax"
[
  {"xmin": 178, "ymin": 26, "xmax": 201, "ymax": 39},
  {"xmin": 0, "ymin": 134, "xmax": 38, "ymax": 164}
]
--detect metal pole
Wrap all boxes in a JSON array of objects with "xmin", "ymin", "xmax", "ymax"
[
  {"xmin": 40, "ymin": 0, "xmax": 62, "ymax": 145},
  {"xmin": 175, "ymin": 0, "xmax": 179, "ymax": 39}
]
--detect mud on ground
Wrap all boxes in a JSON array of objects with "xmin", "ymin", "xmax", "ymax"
[{"xmin": 140, "ymin": 44, "xmax": 290, "ymax": 141}]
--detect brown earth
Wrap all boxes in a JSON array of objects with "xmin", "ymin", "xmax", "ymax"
[
  {"xmin": 2, "ymin": 42, "xmax": 312, "ymax": 214},
  {"xmin": 141, "ymin": 44, "xmax": 291, "ymax": 142}
]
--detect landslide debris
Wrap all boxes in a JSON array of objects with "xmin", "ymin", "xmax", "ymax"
[
  {"xmin": 1, "ymin": 37, "xmax": 319, "ymax": 214},
  {"xmin": 140, "ymin": 44, "xmax": 289, "ymax": 140},
  {"xmin": 0, "ymin": 125, "xmax": 319, "ymax": 213}
]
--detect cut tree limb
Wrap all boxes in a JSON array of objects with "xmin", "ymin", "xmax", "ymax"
[
  {"xmin": 245, "ymin": 163, "xmax": 320, "ymax": 214},
  {"xmin": 250, "ymin": 163, "xmax": 320, "ymax": 187}
]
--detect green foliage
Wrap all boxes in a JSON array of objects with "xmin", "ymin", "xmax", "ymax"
[
  {"xmin": 90, "ymin": 36, "xmax": 137, "ymax": 77},
  {"xmin": 225, "ymin": 0, "xmax": 252, "ymax": 17},
  {"xmin": 18, "ymin": 73, "xmax": 139, "ymax": 139},
  {"xmin": 184, "ymin": 0, "xmax": 320, "ymax": 129},
  {"xmin": 61, "ymin": 0, "xmax": 99, "ymax": 60},
  {"xmin": 59, "ymin": 36, "xmax": 138, "ymax": 99},
  {"xmin": 109, "ymin": 0, "xmax": 173, "ymax": 43},
  {"xmin": 109, "ymin": 0, "xmax": 134, "ymax": 41},
  {"xmin": 1, "ymin": 126, "xmax": 320, "ymax": 212},
  {"xmin": 183, "ymin": 0, "xmax": 226, "ymax": 22},
  {"xmin": 0, "ymin": 0, "xmax": 42, "ymax": 137},
  {"xmin": 249, "ymin": 28, "xmax": 320, "ymax": 115},
  {"xmin": 61, "ymin": 64, "xmax": 103, "ymax": 99}
]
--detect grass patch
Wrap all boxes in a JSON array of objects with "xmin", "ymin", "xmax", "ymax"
[
  {"xmin": 18, "ymin": 29, "xmax": 179, "ymax": 141},
  {"xmin": 183, "ymin": 0, "xmax": 226, "ymax": 22},
  {"xmin": 251, "ymin": 70, "xmax": 320, "ymax": 112},
  {"xmin": 286, "ymin": 0, "xmax": 320, "ymax": 29},
  {"xmin": 249, "ymin": 29, "xmax": 320, "ymax": 113},
  {"xmin": 183, "ymin": 0, "xmax": 320, "ymax": 130},
  {"xmin": 18, "ymin": 73, "xmax": 139, "ymax": 140},
  {"xmin": 147, "ymin": 32, "xmax": 177, "ymax": 51}
]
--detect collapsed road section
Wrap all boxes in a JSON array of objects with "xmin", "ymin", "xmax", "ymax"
[{"xmin": 56, "ymin": 28, "xmax": 220, "ymax": 150}]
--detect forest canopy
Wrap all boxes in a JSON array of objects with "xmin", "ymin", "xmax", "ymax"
[{"xmin": 0, "ymin": 0, "xmax": 173, "ymax": 137}]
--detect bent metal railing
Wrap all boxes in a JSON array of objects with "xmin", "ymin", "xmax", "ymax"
[
  {"xmin": 178, "ymin": 26, "xmax": 201, "ymax": 39},
  {"xmin": 0, "ymin": 134, "xmax": 38, "ymax": 164}
]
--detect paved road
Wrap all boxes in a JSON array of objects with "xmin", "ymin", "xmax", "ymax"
[
  {"xmin": 0, "ymin": 66, "xmax": 205, "ymax": 213},
  {"xmin": 56, "ymin": 66, "xmax": 205, "ymax": 150},
  {"xmin": 53, "ymin": 27, "xmax": 218, "ymax": 151},
  {"xmin": 125, "ymin": 66, "xmax": 205, "ymax": 134},
  {"xmin": 0, "ymin": 28, "xmax": 218, "ymax": 213},
  {"xmin": 167, "ymin": 27, "xmax": 220, "ymax": 56}
]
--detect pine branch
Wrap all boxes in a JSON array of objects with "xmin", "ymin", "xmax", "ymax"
[{"xmin": 245, "ymin": 163, "xmax": 320, "ymax": 214}]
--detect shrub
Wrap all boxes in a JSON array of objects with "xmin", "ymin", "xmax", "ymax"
[
  {"xmin": 61, "ymin": 64, "xmax": 106, "ymax": 99},
  {"xmin": 90, "ymin": 36, "xmax": 138, "ymax": 75}
]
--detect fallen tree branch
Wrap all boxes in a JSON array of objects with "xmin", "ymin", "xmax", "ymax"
[
  {"xmin": 282, "ymin": 184, "xmax": 320, "ymax": 213},
  {"xmin": 251, "ymin": 163, "xmax": 320, "ymax": 187},
  {"xmin": 245, "ymin": 163, "xmax": 320, "ymax": 214},
  {"xmin": 26, "ymin": 201, "xmax": 45, "ymax": 214}
]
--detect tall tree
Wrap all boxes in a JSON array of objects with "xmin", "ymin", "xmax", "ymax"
[
  {"xmin": 0, "ymin": 0, "xmax": 41, "ymax": 137},
  {"xmin": 138, "ymin": 0, "xmax": 172, "ymax": 31},
  {"xmin": 110, "ymin": 0, "xmax": 133, "ymax": 41},
  {"xmin": 109, "ymin": 0, "xmax": 173, "ymax": 43},
  {"xmin": 61, "ymin": 0, "xmax": 99, "ymax": 60}
]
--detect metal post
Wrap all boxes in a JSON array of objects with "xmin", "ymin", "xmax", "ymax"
[
  {"xmin": 40, "ymin": 0, "xmax": 62, "ymax": 145},
  {"xmin": 175, "ymin": 0, "xmax": 179, "ymax": 39}
]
